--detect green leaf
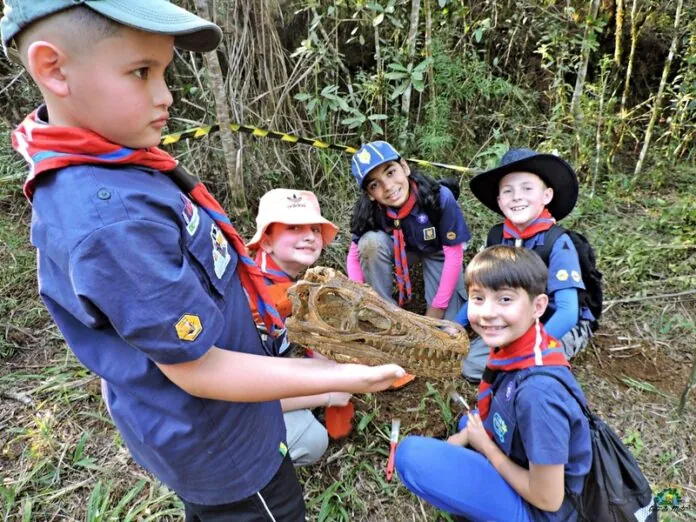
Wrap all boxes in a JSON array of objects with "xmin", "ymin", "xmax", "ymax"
[
  {"xmin": 373, "ymin": 13, "xmax": 384, "ymax": 27},
  {"xmin": 294, "ymin": 92, "xmax": 312, "ymax": 102},
  {"xmin": 390, "ymin": 81, "xmax": 410, "ymax": 100},
  {"xmin": 357, "ymin": 411, "xmax": 376, "ymax": 431},
  {"xmin": 370, "ymin": 121, "xmax": 384, "ymax": 135},
  {"xmin": 384, "ymin": 71, "xmax": 410, "ymax": 80},
  {"xmin": 306, "ymin": 99, "xmax": 317, "ymax": 114},
  {"xmin": 387, "ymin": 62, "xmax": 409, "ymax": 72},
  {"xmin": 335, "ymin": 97, "xmax": 351, "ymax": 112},
  {"xmin": 341, "ymin": 116, "xmax": 366, "ymax": 128},
  {"xmin": 412, "ymin": 58, "xmax": 433, "ymax": 74},
  {"xmin": 22, "ymin": 497, "xmax": 32, "ymax": 522}
]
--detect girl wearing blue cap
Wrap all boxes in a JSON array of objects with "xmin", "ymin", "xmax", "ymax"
[{"xmin": 347, "ymin": 141, "xmax": 471, "ymax": 330}]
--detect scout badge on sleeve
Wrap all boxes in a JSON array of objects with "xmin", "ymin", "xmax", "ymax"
[{"xmin": 386, "ymin": 418, "xmax": 401, "ymax": 482}]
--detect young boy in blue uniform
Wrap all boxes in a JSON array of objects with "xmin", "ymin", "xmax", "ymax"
[
  {"xmin": 395, "ymin": 246, "xmax": 592, "ymax": 521},
  {"xmin": 1, "ymin": 2, "xmax": 404, "ymax": 520},
  {"xmin": 459, "ymin": 149, "xmax": 595, "ymax": 382}
]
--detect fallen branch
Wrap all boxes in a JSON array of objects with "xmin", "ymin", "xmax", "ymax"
[
  {"xmin": 603, "ymin": 289, "xmax": 696, "ymax": 308},
  {"xmin": 0, "ymin": 388, "xmax": 34, "ymax": 405}
]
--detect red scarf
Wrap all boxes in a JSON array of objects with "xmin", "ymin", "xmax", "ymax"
[
  {"xmin": 255, "ymin": 250, "xmax": 293, "ymax": 285},
  {"xmin": 253, "ymin": 251, "xmax": 294, "ymax": 323},
  {"xmin": 384, "ymin": 181, "xmax": 417, "ymax": 306},
  {"xmin": 477, "ymin": 321, "xmax": 568, "ymax": 429},
  {"xmin": 502, "ymin": 208, "xmax": 555, "ymax": 241},
  {"xmin": 13, "ymin": 108, "xmax": 285, "ymax": 336},
  {"xmin": 14, "ymin": 108, "xmax": 176, "ymax": 200}
]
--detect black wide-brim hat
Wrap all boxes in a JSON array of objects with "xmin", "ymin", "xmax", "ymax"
[{"xmin": 469, "ymin": 148, "xmax": 579, "ymax": 221}]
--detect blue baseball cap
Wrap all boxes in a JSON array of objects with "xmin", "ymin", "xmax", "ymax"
[
  {"xmin": 469, "ymin": 148, "xmax": 579, "ymax": 221},
  {"xmin": 351, "ymin": 141, "xmax": 401, "ymax": 189},
  {"xmin": 1, "ymin": 0, "xmax": 223, "ymax": 59}
]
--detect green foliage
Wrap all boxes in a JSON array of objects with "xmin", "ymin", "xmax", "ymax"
[{"xmin": 623, "ymin": 429, "xmax": 645, "ymax": 458}]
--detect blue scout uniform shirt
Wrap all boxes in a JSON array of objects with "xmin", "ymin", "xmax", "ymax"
[
  {"xmin": 484, "ymin": 366, "xmax": 592, "ymax": 522},
  {"xmin": 353, "ymin": 186, "xmax": 471, "ymax": 253},
  {"xmin": 501, "ymin": 231, "xmax": 595, "ymax": 322},
  {"xmin": 30, "ymin": 164, "xmax": 286, "ymax": 505}
]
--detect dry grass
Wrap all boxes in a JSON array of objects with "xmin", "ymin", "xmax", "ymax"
[{"xmin": 1, "ymin": 163, "xmax": 695, "ymax": 520}]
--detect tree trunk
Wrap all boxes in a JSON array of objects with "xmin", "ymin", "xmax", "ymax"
[
  {"xmin": 424, "ymin": 0, "xmax": 435, "ymax": 102},
  {"xmin": 570, "ymin": 0, "xmax": 602, "ymax": 123},
  {"xmin": 633, "ymin": 0, "xmax": 684, "ymax": 180},
  {"xmin": 620, "ymin": 0, "xmax": 639, "ymax": 114},
  {"xmin": 194, "ymin": 0, "xmax": 247, "ymax": 213},
  {"xmin": 401, "ymin": 0, "xmax": 422, "ymax": 124},
  {"xmin": 592, "ymin": 56, "xmax": 611, "ymax": 197},
  {"xmin": 614, "ymin": 0, "xmax": 624, "ymax": 65}
]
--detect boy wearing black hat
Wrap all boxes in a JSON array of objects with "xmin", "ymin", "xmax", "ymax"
[{"xmin": 458, "ymin": 149, "xmax": 596, "ymax": 382}]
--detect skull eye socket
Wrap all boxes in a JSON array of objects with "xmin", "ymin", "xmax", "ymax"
[
  {"xmin": 314, "ymin": 290, "xmax": 353, "ymax": 329},
  {"xmin": 356, "ymin": 308, "xmax": 391, "ymax": 333}
]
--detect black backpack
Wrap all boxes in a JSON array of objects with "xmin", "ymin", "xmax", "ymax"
[
  {"xmin": 487, "ymin": 224, "xmax": 603, "ymax": 329},
  {"xmin": 515, "ymin": 371, "xmax": 657, "ymax": 522},
  {"xmin": 438, "ymin": 177, "xmax": 461, "ymax": 200}
]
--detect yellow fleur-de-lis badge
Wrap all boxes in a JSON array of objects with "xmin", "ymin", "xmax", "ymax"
[{"xmin": 358, "ymin": 149, "xmax": 372, "ymax": 164}]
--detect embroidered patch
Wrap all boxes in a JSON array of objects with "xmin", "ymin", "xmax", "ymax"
[
  {"xmin": 180, "ymin": 194, "xmax": 200, "ymax": 236},
  {"xmin": 358, "ymin": 150, "xmax": 372, "ymax": 164},
  {"xmin": 556, "ymin": 269, "xmax": 569, "ymax": 282},
  {"xmin": 279, "ymin": 441, "xmax": 288, "ymax": 457},
  {"xmin": 571, "ymin": 270, "xmax": 581, "ymax": 282},
  {"xmin": 446, "ymin": 231, "xmax": 457, "ymax": 240},
  {"xmin": 210, "ymin": 223, "xmax": 231, "ymax": 278},
  {"xmin": 505, "ymin": 381, "xmax": 515, "ymax": 401},
  {"xmin": 423, "ymin": 227, "xmax": 436, "ymax": 241},
  {"xmin": 175, "ymin": 314, "xmax": 202, "ymax": 341},
  {"xmin": 416, "ymin": 213, "xmax": 428, "ymax": 224},
  {"xmin": 493, "ymin": 412, "xmax": 508, "ymax": 444}
]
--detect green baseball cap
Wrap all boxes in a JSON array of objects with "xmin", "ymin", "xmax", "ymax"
[{"xmin": 1, "ymin": 0, "xmax": 223, "ymax": 59}]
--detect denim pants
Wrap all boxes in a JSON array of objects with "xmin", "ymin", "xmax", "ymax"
[{"xmin": 356, "ymin": 230, "xmax": 466, "ymax": 321}]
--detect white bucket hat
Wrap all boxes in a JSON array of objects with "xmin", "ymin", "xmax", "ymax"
[{"xmin": 247, "ymin": 189, "xmax": 338, "ymax": 251}]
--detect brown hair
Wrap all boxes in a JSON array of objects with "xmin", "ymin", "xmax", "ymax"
[{"xmin": 465, "ymin": 245, "xmax": 548, "ymax": 298}]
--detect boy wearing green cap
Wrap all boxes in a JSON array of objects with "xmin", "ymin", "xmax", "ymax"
[{"xmin": 2, "ymin": 2, "xmax": 405, "ymax": 519}]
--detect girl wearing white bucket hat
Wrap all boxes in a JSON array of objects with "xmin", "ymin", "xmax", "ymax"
[{"xmin": 248, "ymin": 189, "xmax": 353, "ymax": 464}]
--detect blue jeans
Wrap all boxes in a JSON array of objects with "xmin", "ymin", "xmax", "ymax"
[
  {"xmin": 395, "ymin": 416, "xmax": 532, "ymax": 522},
  {"xmin": 356, "ymin": 230, "xmax": 466, "ymax": 320}
]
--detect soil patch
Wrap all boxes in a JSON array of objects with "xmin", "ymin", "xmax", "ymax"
[{"xmin": 585, "ymin": 333, "xmax": 693, "ymax": 400}]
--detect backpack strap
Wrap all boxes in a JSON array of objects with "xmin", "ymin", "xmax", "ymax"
[
  {"xmin": 485, "ymin": 224, "xmax": 567, "ymax": 264},
  {"xmin": 486, "ymin": 223, "xmax": 504, "ymax": 247},
  {"xmin": 517, "ymin": 370, "xmax": 593, "ymax": 521},
  {"xmin": 530, "ymin": 225, "xmax": 566, "ymax": 265},
  {"xmin": 518, "ymin": 370, "xmax": 593, "ymax": 421}
]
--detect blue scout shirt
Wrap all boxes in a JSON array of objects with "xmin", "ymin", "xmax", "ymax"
[
  {"xmin": 455, "ymin": 230, "xmax": 594, "ymax": 326},
  {"xmin": 353, "ymin": 186, "xmax": 471, "ymax": 253},
  {"xmin": 484, "ymin": 366, "xmax": 592, "ymax": 522},
  {"xmin": 30, "ymin": 164, "xmax": 286, "ymax": 505},
  {"xmin": 503, "ymin": 231, "xmax": 594, "ymax": 322}
]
